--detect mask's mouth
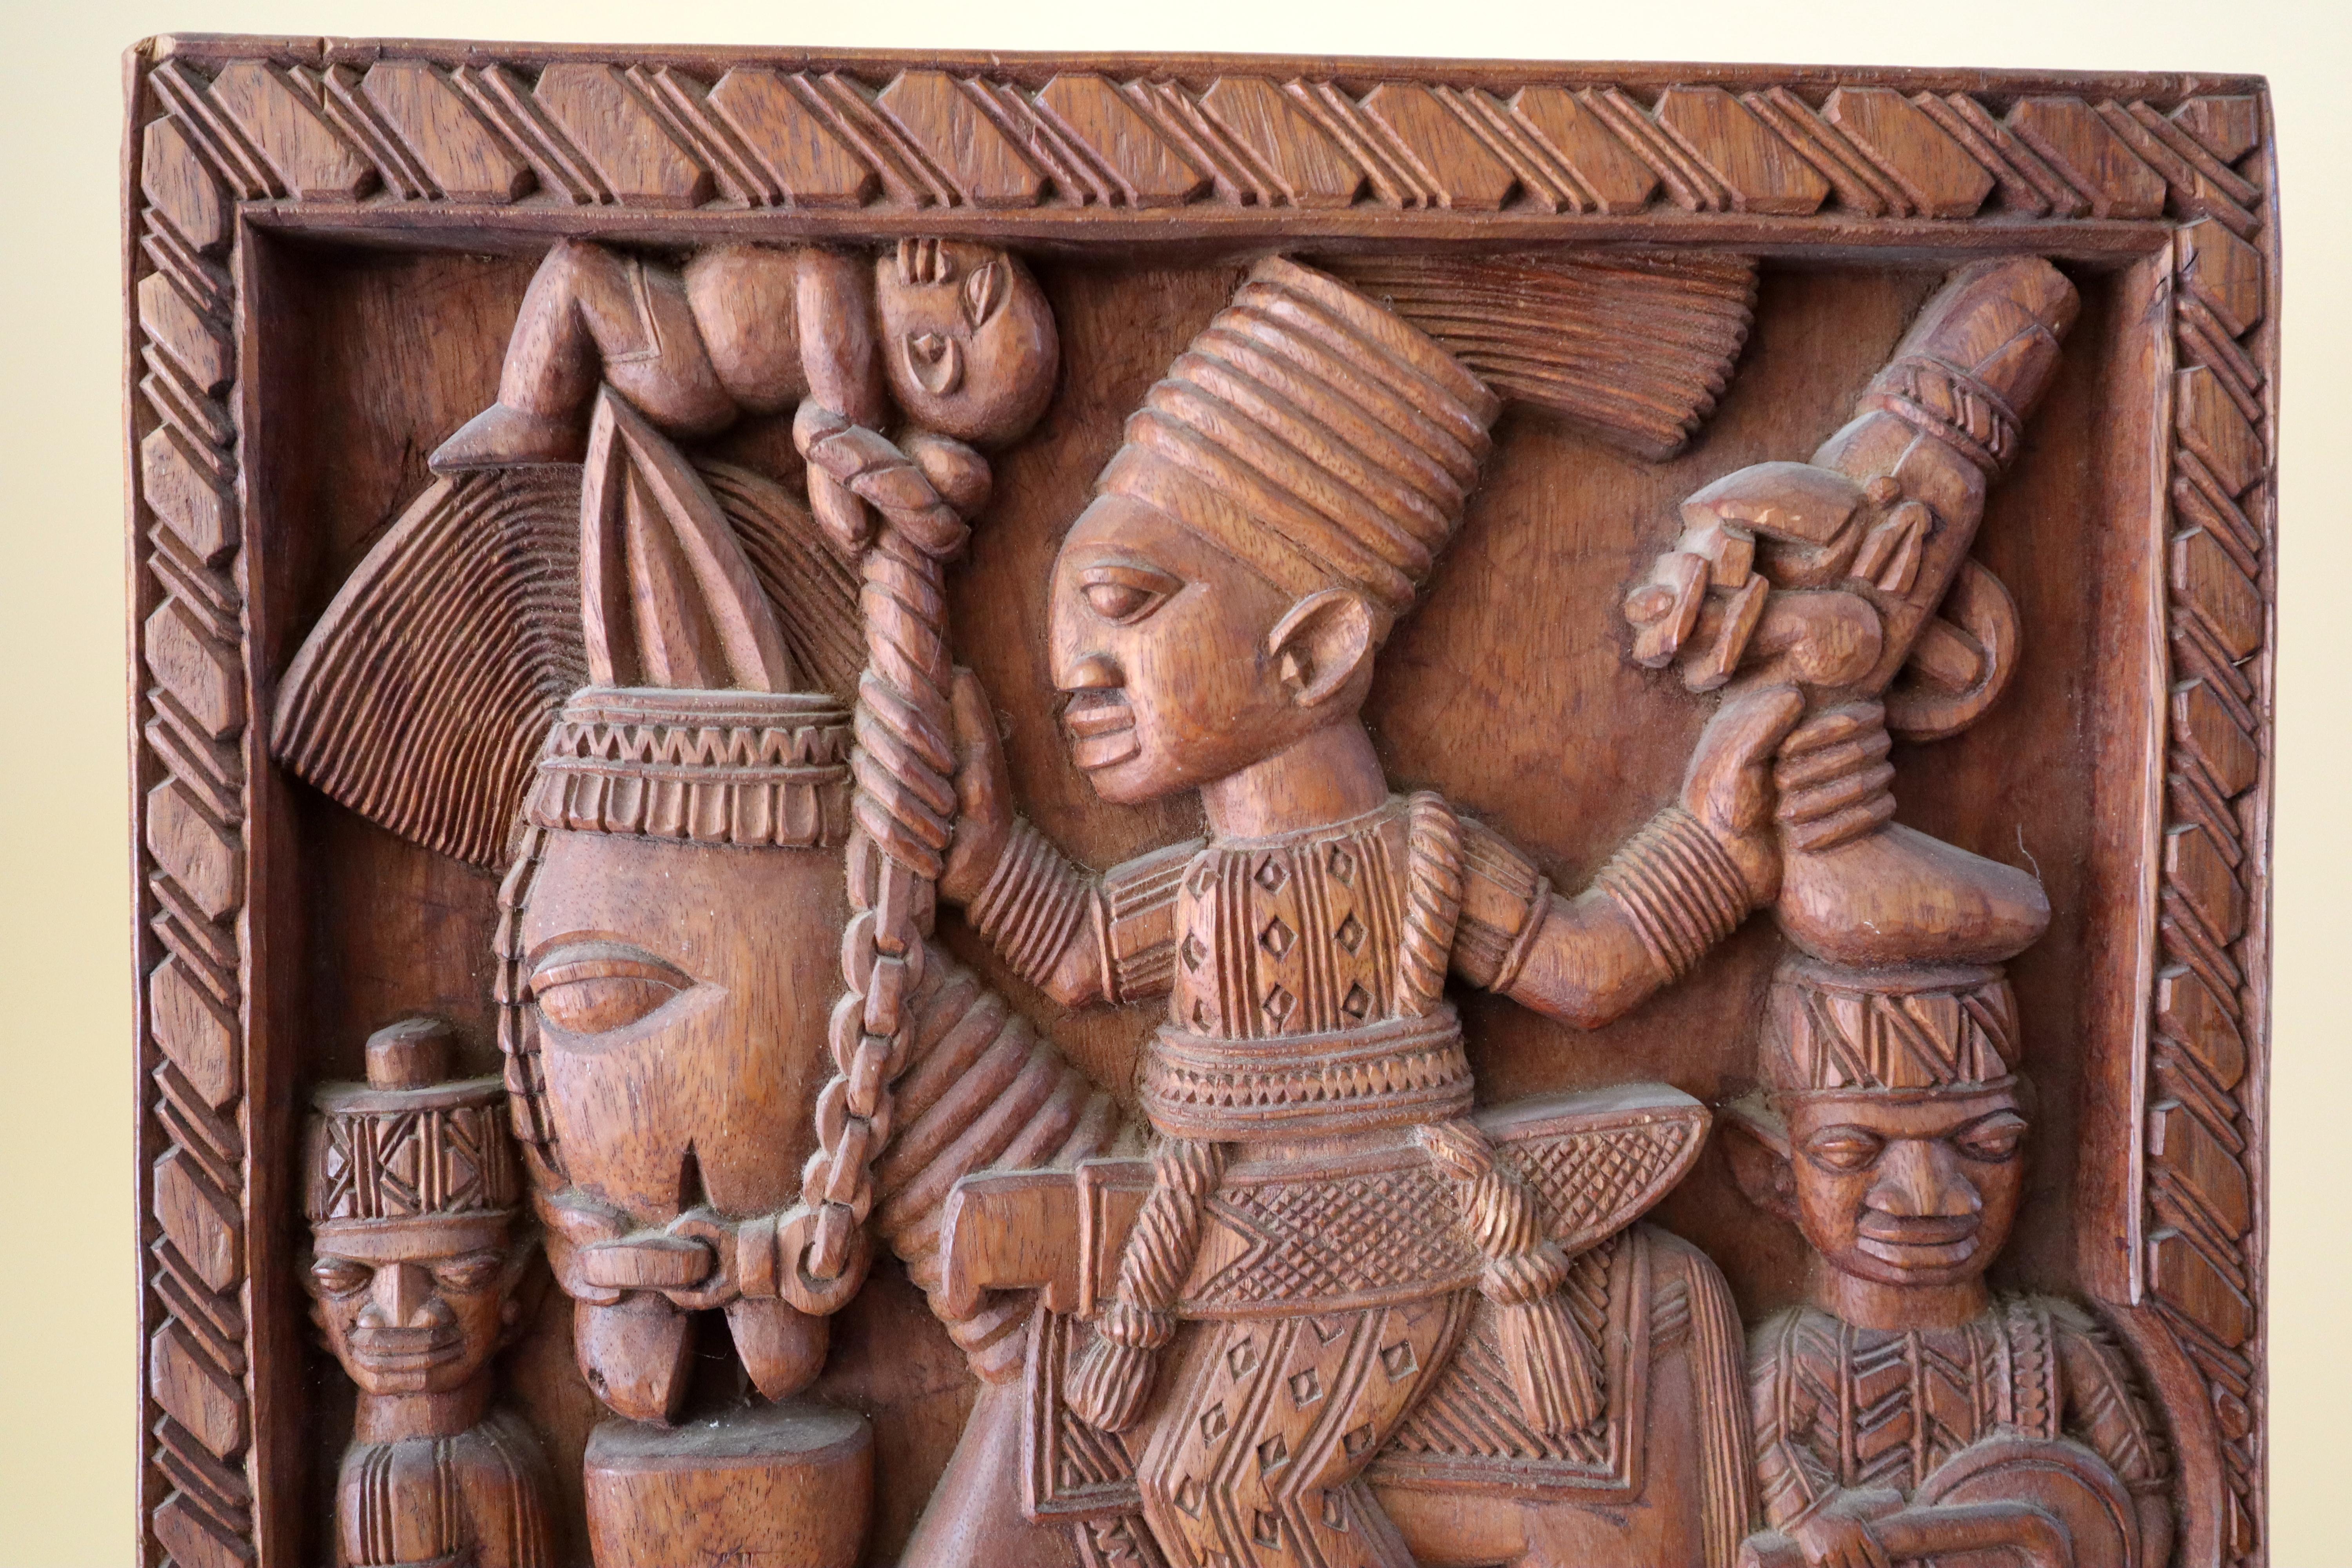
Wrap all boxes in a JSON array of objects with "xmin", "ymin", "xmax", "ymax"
[
  {"xmin": 1855, "ymin": 1211, "xmax": 1981, "ymax": 1269},
  {"xmin": 1060, "ymin": 690, "xmax": 1139, "ymax": 771},
  {"xmin": 347, "ymin": 1325, "xmax": 463, "ymax": 1380}
]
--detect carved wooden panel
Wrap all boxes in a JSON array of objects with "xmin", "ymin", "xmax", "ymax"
[{"xmin": 124, "ymin": 36, "xmax": 2275, "ymax": 1568}]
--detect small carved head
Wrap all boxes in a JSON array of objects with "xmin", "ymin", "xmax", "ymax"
[
  {"xmin": 303, "ymin": 1020, "xmax": 536, "ymax": 1397},
  {"xmin": 1726, "ymin": 959, "xmax": 2032, "ymax": 1290},
  {"xmin": 1727, "ymin": 1080, "xmax": 2031, "ymax": 1290},
  {"xmin": 1048, "ymin": 258, "xmax": 1498, "ymax": 804},
  {"xmin": 874, "ymin": 238, "xmax": 1058, "ymax": 446}
]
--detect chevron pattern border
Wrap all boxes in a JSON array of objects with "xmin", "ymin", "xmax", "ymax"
[
  {"xmin": 131, "ymin": 41, "xmax": 2269, "ymax": 229},
  {"xmin": 123, "ymin": 38, "xmax": 2278, "ymax": 1568}
]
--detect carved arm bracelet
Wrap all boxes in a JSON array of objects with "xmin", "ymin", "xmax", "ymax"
[
  {"xmin": 967, "ymin": 817, "xmax": 1106, "ymax": 997},
  {"xmin": 1592, "ymin": 804, "xmax": 1752, "ymax": 982}
]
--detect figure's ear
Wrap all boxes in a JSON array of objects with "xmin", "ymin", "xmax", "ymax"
[
  {"xmin": 1721, "ymin": 1097, "xmax": 1800, "ymax": 1224},
  {"xmin": 1266, "ymin": 588, "xmax": 1375, "ymax": 709}
]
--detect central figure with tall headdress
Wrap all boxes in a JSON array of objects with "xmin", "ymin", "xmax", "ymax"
[{"xmin": 919, "ymin": 255, "xmax": 1880, "ymax": 1568}]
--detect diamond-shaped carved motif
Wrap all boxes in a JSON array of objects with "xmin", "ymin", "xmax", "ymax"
[
  {"xmin": 1335, "ymin": 912, "xmax": 1366, "ymax": 953},
  {"xmin": 1260, "ymin": 916, "xmax": 1296, "ymax": 959},
  {"xmin": 1182, "ymin": 932, "xmax": 1209, "ymax": 971},
  {"xmin": 1257, "ymin": 1434, "xmax": 1290, "ymax": 1471},
  {"xmin": 1290, "ymin": 1368, "xmax": 1323, "ymax": 1406},
  {"xmin": 1192, "ymin": 998, "xmax": 1213, "ymax": 1031},
  {"xmin": 1380, "ymin": 1340, "xmax": 1418, "ymax": 1380},
  {"xmin": 1327, "ymin": 844, "xmax": 1356, "ymax": 883},
  {"xmin": 1254, "ymin": 854, "xmax": 1289, "ymax": 891},
  {"xmin": 1342, "ymin": 1422, "xmax": 1377, "ymax": 1457},
  {"xmin": 1341, "ymin": 982, "xmax": 1372, "ymax": 1020},
  {"xmin": 1227, "ymin": 1338, "xmax": 1260, "ymax": 1376},
  {"xmin": 1263, "ymin": 986, "xmax": 1297, "ymax": 1026},
  {"xmin": 1200, "ymin": 1403, "xmax": 1230, "ymax": 1440},
  {"xmin": 1174, "ymin": 1475, "xmax": 1204, "ymax": 1517},
  {"xmin": 1322, "ymin": 1488, "xmax": 1350, "ymax": 1529}
]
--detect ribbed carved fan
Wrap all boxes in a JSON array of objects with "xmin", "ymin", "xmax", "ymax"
[
  {"xmin": 270, "ymin": 462, "xmax": 860, "ymax": 869},
  {"xmin": 1328, "ymin": 253, "xmax": 1759, "ymax": 459}
]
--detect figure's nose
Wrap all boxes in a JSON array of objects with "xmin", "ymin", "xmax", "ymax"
[
  {"xmin": 1865, "ymin": 1139, "xmax": 1981, "ymax": 1219},
  {"xmin": 361, "ymin": 1262, "xmax": 446, "ymax": 1330},
  {"xmin": 1059, "ymin": 654, "xmax": 1121, "ymax": 693}
]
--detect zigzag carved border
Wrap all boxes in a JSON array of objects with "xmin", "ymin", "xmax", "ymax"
[{"xmin": 123, "ymin": 36, "xmax": 2277, "ymax": 1568}]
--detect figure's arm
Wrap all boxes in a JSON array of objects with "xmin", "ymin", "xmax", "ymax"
[
  {"xmin": 937, "ymin": 669, "xmax": 1194, "ymax": 1009},
  {"xmin": 1457, "ymin": 686, "xmax": 1893, "ymax": 1029}
]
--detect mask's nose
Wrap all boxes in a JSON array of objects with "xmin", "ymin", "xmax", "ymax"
[
  {"xmin": 1865, "ymin": 1138, "xmax": 1982, "ymax": 1220},
  {"xmin": 1057, "ymin": 653, "xmax": 1122, "ymax": 695},
  {"xmin": 360, "ymin": 1262, "xmax": 447, "ymax": 1330}
]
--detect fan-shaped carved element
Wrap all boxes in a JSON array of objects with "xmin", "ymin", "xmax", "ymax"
[
  {"xmin": 271, "ymin": 450, "xmax": 859, "ymax": 869},
  {"xmin": 271, "ymin": 469, "xmax": 586, "ymax": 869},
  {"xmin": 1327, "ymin": 252, "xmax": 1759, "ymax": 460}
]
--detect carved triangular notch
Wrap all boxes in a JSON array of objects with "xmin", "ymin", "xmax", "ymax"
[{"xmin": 581, "ymin": 388, "xmax": 802, "ymax": 693}]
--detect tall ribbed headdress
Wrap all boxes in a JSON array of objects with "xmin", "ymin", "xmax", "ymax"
[{"xmin": 1094, "ymin": 253, "xmax": 1756, "ymax": 624}]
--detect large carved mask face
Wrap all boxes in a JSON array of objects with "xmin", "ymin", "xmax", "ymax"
[
  {"xmin": 514, "ymin": 829, "xmax": 846, "ymax": 1225},
  {"xmin": 1047, "ymin": 495, "xmax": 1372, "ymax": 804},
  {"xmin": 874, "ymin": 238, "xmax": 1058, "ymax": 445},
  {"xmin": 1783, "ymin": 1082, "xmax": 2030, "ymax": 1289},
  {"xmin": 305, "ymin": 1225, "xmax": 532, "ymax": 1397}
]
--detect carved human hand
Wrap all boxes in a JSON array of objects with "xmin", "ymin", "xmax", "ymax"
[
  {"xmin": 940, "ymin": 667, "xmax": 1016, "ymax": 906},
  {"xmin": 1788, "ymin": 1488, "xmax": 1904, "ymax": 1568},
  {"xmin": 1774, "ymin": 701, "xmax": 1896, "ymax": 852},
  {"xmin": 1679, "ymin": 682, "xmax": 1808, "ymax": 905}
]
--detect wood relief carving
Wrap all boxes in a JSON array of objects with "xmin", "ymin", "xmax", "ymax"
[
  {"xmin": 125, "ymin": 37, "xmax": 2276, "ymax": 1568},
  {"xmin": 303, "ymin": 1019, "xmax": 557, "ymax": 1568}
]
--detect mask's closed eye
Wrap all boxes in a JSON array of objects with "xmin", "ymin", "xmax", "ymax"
[
  {"xmin": 530, "ymin": 942, "xmax": 691, "ymax": 1035},
  {"xmin": 1078, "ymin": 561, "xmax": 1183, "ymax": 625},
  {"xmin": 430, "ymin": 1250, "xmax": 506, "ymax": 1295},
  {"xmin": 1800, "ymin": 1126, "xmax": 1887, "ymax": 1174},
  {"xmin": 1953, "ymin": 1111, "xmax": 2029, "ymax": 1163},
  {"xmin": 310, "ymin": 1257, "xmax": 371, "ymax": 1299}
]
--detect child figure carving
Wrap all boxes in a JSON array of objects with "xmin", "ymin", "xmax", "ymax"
[{"xmin": 922, "ymin": 257, "xmax": 1879, "ymax": 1568}]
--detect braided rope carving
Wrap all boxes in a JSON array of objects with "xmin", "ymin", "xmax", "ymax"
[
  {"xmin": 776, "ymin": 404, "xmax": 980, "ymax": 1310},
  {"xmin": 1068, "ymin": 1136, "xmax": 1229, "ymax": 1433}
]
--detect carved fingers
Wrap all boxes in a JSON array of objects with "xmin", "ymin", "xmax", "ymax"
[
  {"xmin": 1681, "ymin": 683, "xmax": 1808, "ymax": 904},
  {"xmin": 1789, "ymin": 1518, "xmax": 1888, "ymax": 1568},
  {"xmin": 1775, "ymin": 701, "xmax": 1898, "ymax": 852}
]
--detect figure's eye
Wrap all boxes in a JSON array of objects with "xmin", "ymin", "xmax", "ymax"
[
  {"xmin": 1801, "ymin": 1126, "xmax": 1886, "ymax": 1173},
  {"xmin": 311, "ymin": 1258, "xmax": 371, "ymax": 1299},
  {"xmin": 1079, "ymin": 563, "xmax": 1181, "ymax": 625},
  {"xmin": 530, "ymin": 943, "xmax": 691, "ymax": 1035},
  {"xmin": 902, "ymin": 331, "xmax": 964, "ymax": 396},
  {"xmin": 1954, "ymin": 1112, "xmax": 2029, "ymax": 1163},
  {"xmin": 430, "ymin": 1250, "xmax": 505, "ymax": 1294},
  {"xmin": 963, "ymin": 259, "xmax": 1009, "ymax": 328}
]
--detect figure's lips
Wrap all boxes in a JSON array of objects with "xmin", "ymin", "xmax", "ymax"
[
  {"xmin": 1855, "ymin": 1212, "xmax": 1981, "ymax": 1268},
  {"xmin": 1060, "ymin": 692, "xmax": 1139, "ymax": 771},
  {"xmin": 348, "ymin": 1327, "xmax": 463, "ymax": 1377}
]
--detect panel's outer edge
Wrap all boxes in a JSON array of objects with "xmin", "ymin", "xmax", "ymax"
[{"xmin": 120, "ymin": 36, "xmax": 2278, "ymax": 1567}]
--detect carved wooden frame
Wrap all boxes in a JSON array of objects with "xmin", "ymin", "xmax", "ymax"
[{"xmin": 122, "ymin": 36, "xmax": 2277, "ymax": 1568}]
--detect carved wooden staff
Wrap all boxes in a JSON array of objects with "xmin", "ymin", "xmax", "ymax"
[{"xmin": 777, "ymin": 407, "xmax": 997, "ymax": 1309}]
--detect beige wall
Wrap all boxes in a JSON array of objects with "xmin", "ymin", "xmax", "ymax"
[{"xmin": 4, "ymin": 0, "xmax": 2343, "ymax": 1561}]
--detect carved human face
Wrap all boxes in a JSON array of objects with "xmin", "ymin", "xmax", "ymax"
[
  {"xmin": 517, "ymin": 831, "xmax": 845, "ymax": 1224},
  {"xmin": 874, "ymin": 239, "xmax": 1057, "ymax": 445},
  {"xmin": 1047, "ymin": 495, "xmax": 1368, "ymax": 804},
  {"xmin": 305, "ymin": 1225, "xmax": 526, "ymax": 1397},
  {"xmin": 1784, "ymin": 1083, "xmax": 2029, "ymax": 1289}
]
